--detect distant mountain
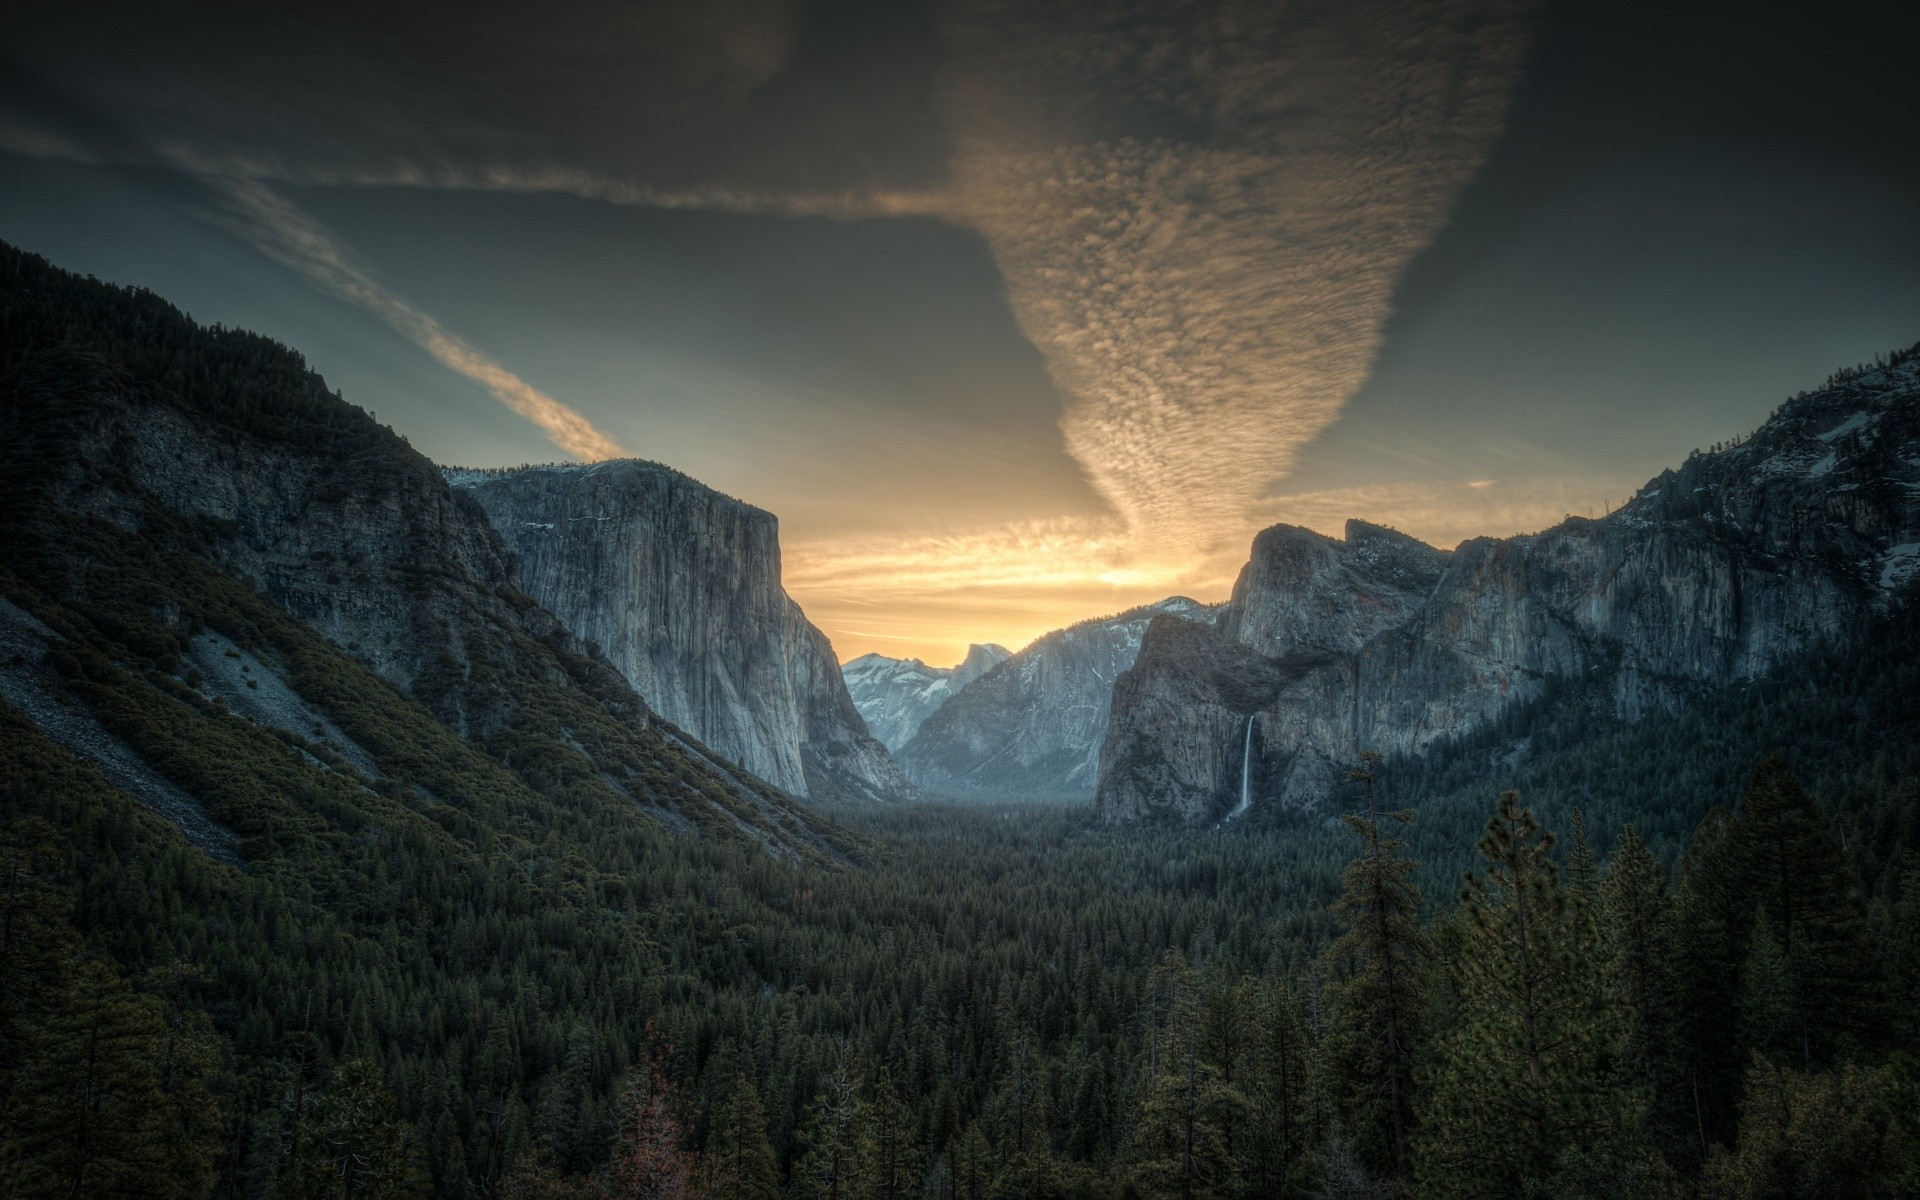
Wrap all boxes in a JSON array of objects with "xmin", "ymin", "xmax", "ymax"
[
  {"xmin": 0, "ymin": 241, "xmax": 839, "ymax": 856},
  {"xmin": 842, "ymin": 643, "xmax": 1011, "ymax": 751},
  {"xmin": 1097, "ymin": 346, "xmax": 1920, "ymax": 822},
  {"xmin": 449, "ymin": 462, "xmax": 915, "ymax": 805},
  {"xmin": 897, "ymin": 597, "xmax": 1219, "ymax": 796}
]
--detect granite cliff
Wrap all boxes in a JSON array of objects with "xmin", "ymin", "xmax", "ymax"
[
  {"xmin": 842, "ymin": 643, "xmax": 1012, "ymax": 751},
  {"xmin": 448, "ymin": 462, "xmax": 915, "ymax": 805},
  {"xmin": 899, "ymin": 597, "xmax": 1217, "ymax": 796},
  {"xmin": 1097, "ymin": 348, "xmax": 1920, "ymax": 821},
  {"xmin": 0, "ymin": 242, "xmax": 838, "ymax": 855}
]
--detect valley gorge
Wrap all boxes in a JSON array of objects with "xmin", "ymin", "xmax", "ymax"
[{"xmin": 893, "ymin": 597, "xmax": 1219, "ymax": 796}]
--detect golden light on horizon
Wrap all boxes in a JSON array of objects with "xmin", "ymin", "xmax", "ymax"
[{"xmin": 788, "ymin": 470, "xmax": 1648, "ymax": 667}]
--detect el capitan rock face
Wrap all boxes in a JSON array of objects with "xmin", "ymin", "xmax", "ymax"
[
  {"xmin": 449, "ymin": 461, "xmax": 915, "ymax": 804},
  {"xmin": 1097, "ymin": 350, "xmax": 1920, "ymax": 822},
  {"xmin": 0, "ymin": 242, "xmax": 838, "ymax": 853}
]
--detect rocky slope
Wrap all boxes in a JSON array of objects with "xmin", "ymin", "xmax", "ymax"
[
  {"xmin": 447, "ymin": 463, "xmax": 914, "ymax": 804},
  {"xmin": 899, "ymin": 598, "xmax": 1218, "ymax": 796},
  {"xmin": 0, "ymin": 241, "xmax": 839, "ymax": 856},
  {"xmin": 1097, "ymin": 348, "xmax": 1920, "ymax": 822},
  {"xmin": 842, "ymin": 643, "xmax": 1011, "ymax": 751}
]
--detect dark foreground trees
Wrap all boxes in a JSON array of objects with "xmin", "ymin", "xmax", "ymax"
[{"xmin": 3, "ymin": 740, "xmax": 1915, "ymax": 1198}]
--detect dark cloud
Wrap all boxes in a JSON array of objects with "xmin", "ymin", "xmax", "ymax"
[{"xmin": 3, "ymin": 0, "xmax": 950, "ymax": 196}]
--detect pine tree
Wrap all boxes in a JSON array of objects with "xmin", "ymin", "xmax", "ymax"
[
  {"xmin": 1322, "ymin": 756, "xmax": 1426, "ymax": 1191},
  {"xmin": 1566, "ymin": 809, "xmax": 1601, "ymax": 907},
  {"xmin": 296, "ymin": 1057, "xmax": 421, "ymax": 1200},
  {"xmin": 857, "ymin": 1065, "xmax": 921, "ymax": 1200},
  {"xmin": 0, "ymin": 817, "xmax": 72, "ymax": 1081},
  {"xmin": 1728, "ymin": 758, "xmax": 1884, "ymax": 1065},
  {"xmin": 702, "ymin": 1072, "xmax": 778, "ymax": 1200},
  {"xmin": 0, "ymin": 959, "xmax": 209, "ymax": 1200},
  {"xmin": 791, "ymin": 1052, "xmax": 862, "ymax": 1200},
  {"xmin": 1890, "ymin": 859, "xmax": 1920, "ymax": 1048},
  {"xmin": 1127, "ymin": 949, "xmax": 1247, "ymax": 1200},
  {"xmin": 609, "ymin": 1048, "xmax": 694, "ymax": 1200},
  {"xmin": 946, "ymin": 1122, "xmax": 993, "ymax": 1200},
  {"xmin": 1670, "ymin": 807, "xmax": 1749, "ymax": 1157},
  {"xmin": 1412, "ymin": 792, "xmax": 1645, "ymax": 1198},
  {"xmin": 1246, "ymin": 980, "xmax": 1317, "ymax": 1197},
  {"xmin": 1698, "ymin": 1059, "xmax": 1898, "ymax": 1198},
  {"xmin": 1735, "ymin": 911, "xmax": 1796, "ymax": 1064},
  {"xmin": 1600, "ymin": 825, "xmax": 1687, "ymax": 1161}
]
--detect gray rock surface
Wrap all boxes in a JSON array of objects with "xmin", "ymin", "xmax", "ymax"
[
  {"xmin": 899, "ymin": 597, "xmax": 1218, "ymax": 796},
  {"xmin": 0, "ymin": 296, "xmax": 836, "ymax": 854},
  {"xmin": 842, "ymin": 643, "xmax": 1012, "ymax": 751},
  {"xmin": 0, "ymin": 599, "xmax": 242, "ymax": 864},
  {"xmin": 1098, "ymin": 352, "xmax": 1920, "ymax": 821},
  {"xmin": 448, "ymin": 461, "xmax": 915, "ymax": 804}
]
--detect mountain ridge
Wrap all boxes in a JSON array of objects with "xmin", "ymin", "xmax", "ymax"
[
  {"xmin": 896, "ymin": 596, "xmax": 1220, "ymax": 796},
  {"xmin": 841, "ymin": 642, "xmax": 1011, "ymax": 751},
  {"xmin": 0, "ymin": 240, "xmax": 841, "ymax": 855},
  {"xmin": 1096, "ymin": 344, "xmax": 1920, "ymax": 821}
]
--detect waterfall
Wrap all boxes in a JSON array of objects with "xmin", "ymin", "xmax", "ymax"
[{"xmin": 1228, "ymin": 716, "xmax": 1254, "ymax": 820}]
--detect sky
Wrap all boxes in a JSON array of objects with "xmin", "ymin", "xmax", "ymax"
[{"xmin": 2, "ymin": 0, "xmax": 1915, "ymax": 666}]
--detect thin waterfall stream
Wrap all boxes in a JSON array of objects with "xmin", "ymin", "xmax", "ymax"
[{"xmin": 1228, "ymin": 715, "xmax": 1254, "ymax": 820}]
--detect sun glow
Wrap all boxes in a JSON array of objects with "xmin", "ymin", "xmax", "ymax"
[{"xmin": 790, "ymin": 470, "xmax": 1645, "ymax": 666}]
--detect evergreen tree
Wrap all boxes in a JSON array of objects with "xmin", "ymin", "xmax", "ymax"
[
  {"xmin": 1322, "ymin": 757, "xmax": 1425, "ymax": 1191},
  {"xmin": 1698, "ymin": 1059, "xmax": 1898, "ymax": 1199},
  {"xmin": 1600, "ymin": 825, "xmax": 1687, "ymax": 1161},
  {"xmin": 1890, "ymin": 859, "xmax": 1920, "ymax": 1047},
  {"xmin": 0, "ymin": 817, "xmax": 72, "ymax": 1080},
  {"xmin": 1728, "ymin": 758, "xmax": 1883, "ymax": 1065},
  {"xmin": 1670, "ymin": 808, "xmax": 1749, "ymax": 1156},
  {"xmin": 791, "ymin": 1052, "xmax": 863, "ymax": 1200},
  {"xmin": 1246, "ymin": 981, "xmax": 1317, "ymax": 1197},
  {"xmin": 945, "ymin": 1122, "xmax": 993, "ymax": 1200},
  {"xmin": 0, "ymin": 959, "xmax": 211, "ymax": 1200},
  {"xmin": 1412, "ymin": 792, "xmax": 1646, "ymax": 1198},
  {"xmin": 609, "ymin": 1049, "xmax": 694, "ymax": 1200},
  {"xmin": 1735, "ymin": 911, "xmax": 1796, "ymax": 1064},
  {"xmin": 857, "ymin": 1065, "xmax": 921, "ymax": 1200},
  {"xmin": 703, "ymin": 1072, "xmax": 778, "ymax": 1200},
  {"xmin": 295, "ymin": 1058, "xmax": 421, "ymax": 1200},
  {"xmin": 1127, "ymin": 950, "xmax": 1246, "ymax": 1200}
]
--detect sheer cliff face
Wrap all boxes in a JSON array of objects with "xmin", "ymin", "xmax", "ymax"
[
  {"xmin": 899, "ymin": 598, "xmax": 1218, "ymax": 797},
  {"xmin": 1098, "ymin": 353, "xmax": 1920, "ymax": 822},
  {"xmin": 842, "ymin": 643, "xmax": 1013, "ymax": 751},
  {"xmin": 449, "ymin": 462, "xmax": 914, "ymax": 804},
  {"xmin": 0, "ymin": 244, "xmax": 839, "ymax": 854}
]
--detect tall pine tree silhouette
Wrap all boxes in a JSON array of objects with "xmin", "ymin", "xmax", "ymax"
[
  {"xmin": 1322, "ymin": 754, "xmax": 1426, "ymax": 1193},
  {"xmin": 1729, "ymin": 757, "xmax": 1884, "ymax": 1066},
  {"xmin": 1414, "ymin": 792, "xmax": 1645, "ymax": 1197}
]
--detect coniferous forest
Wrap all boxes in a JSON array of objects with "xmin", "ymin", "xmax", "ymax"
[
  {"xmin": 4, "ymin": 584, "xmax": 1918, "ymax": 1198},
  {"xmin": 1, "ymin": 255, "xmax": 1917, "ymax": 1199}
]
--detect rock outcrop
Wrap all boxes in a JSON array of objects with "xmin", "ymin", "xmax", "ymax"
[
  {"xmin": 842, "ymin": 643, "xmax": 1011, "ymax": 751},
  {"xmin": 899, "ymin": 597, "xmax": 1218, "ymax": 796},
  {"xmin": 0, "ymin": 242, "xmax": 838, "ymax": 854},
  {"xmin": 1097, "ymin": 349, "xmax": 1920, "ymax": 822},
  {"xmin": 448, "ymin": 461, "xmax": 915, "ymax": 804}
]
